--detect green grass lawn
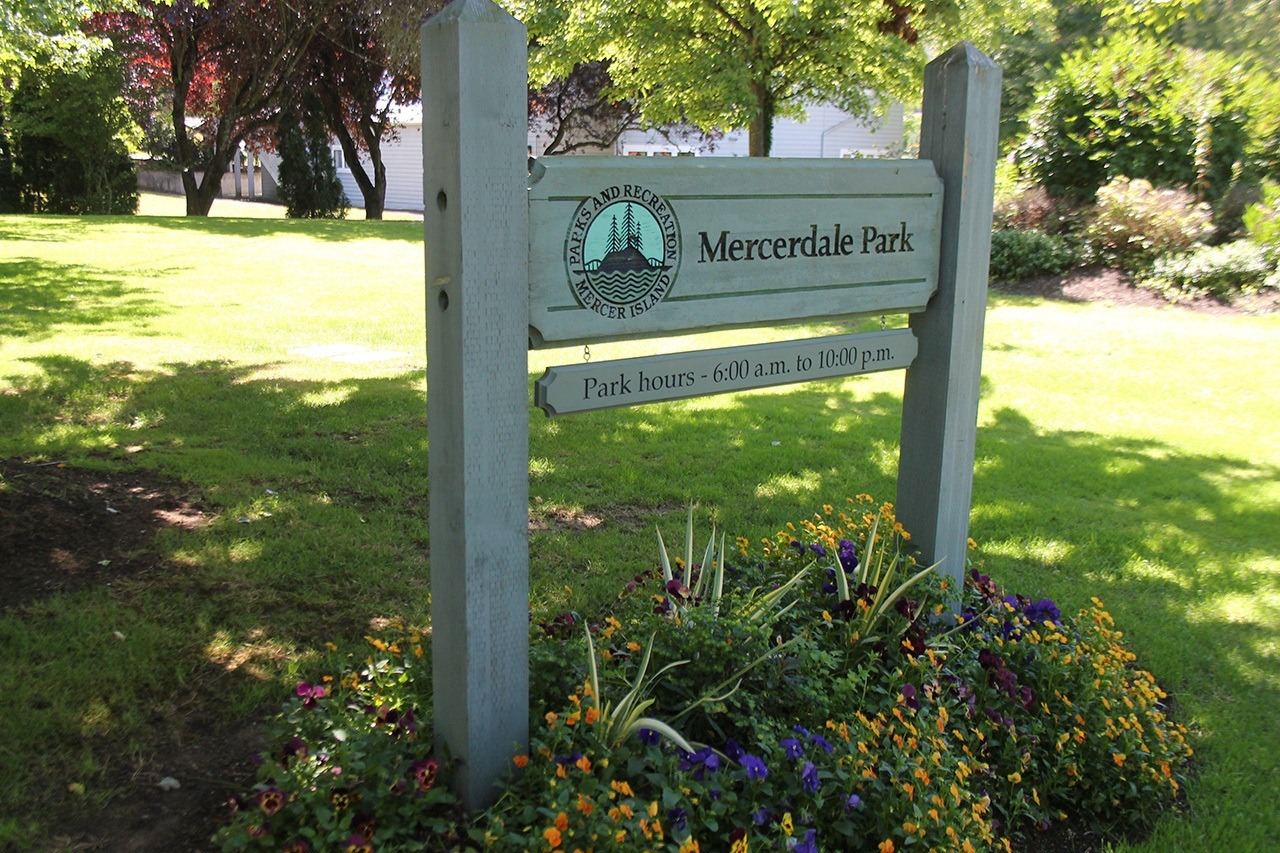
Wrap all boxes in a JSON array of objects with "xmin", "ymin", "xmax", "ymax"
[{"xmin": 1, "ymin": 196, "xmax": 1277, "ymax": 849}]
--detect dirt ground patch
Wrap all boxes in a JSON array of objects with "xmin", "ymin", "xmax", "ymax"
[
  {"xmin": 0, "ymin": 458, "xmax": 263, "ymax": 851},
  {"xmin": 996, "ymin": 266, "xmax": 1280, "ymax": 315},
  {"xmin": 0, "ymin": 458, "xmax": 208, "ymax": 611}
]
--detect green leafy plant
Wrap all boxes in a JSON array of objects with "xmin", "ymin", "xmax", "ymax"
[
  {"xmin": 582, "ymin": 626, "xmax": 694, "ymax": 754},
  {"xmin": 1084, "ymin": 178, "xmax": 1211, "ymax": 273},
  {"xmin": 654, "ymin": 504, "xmax": 729, "ymax": 613},
  {"xmin": 1142, "ymin": 240, "xmax": 1273, "ymax": 301},
  {"xmin": 989, "ymin": 228, "xmax": 1077, "ymax": 283}
]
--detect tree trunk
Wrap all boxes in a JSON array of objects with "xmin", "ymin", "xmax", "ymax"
[
  {"xmin": 748, "ymin": 82, "xmax": 774, "ymax": 157},
  {"xmin": 319, "ymin": 90, "xmax": 387, "ymax": 220}
]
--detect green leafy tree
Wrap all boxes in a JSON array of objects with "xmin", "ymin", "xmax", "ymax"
[
  {"xmin": 992, "ymin": 0, "xmax": 1105, "ymax": 147},
  {"xmin": 1018, "ymin": 33, "xmax": 1280, "ymax": 204},
  {"xmin": 513, "ymin": 0, "xmax": 1047, "ymax": 157},
  {"xmin": 1, "ymin": 0, "xmax": 110, "ymax": 80},
  {"xmin": 276, "ymin": 94, "xmax": 348, "ymax": 219},
  {"xmin": 6, "ymin": 49, "xmax": 139, "ymax": 214}
]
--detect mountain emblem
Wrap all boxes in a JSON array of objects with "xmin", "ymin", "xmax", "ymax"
[{"xmin": 564, "ymin": 184, "xmax": 681, "ymax": 320}]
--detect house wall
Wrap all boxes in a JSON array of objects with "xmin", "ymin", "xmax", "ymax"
[
  {"xmin": 617, "ymin": 103, "xmax": 905, "ymax": 158},
  {"xmin": 337, "ymin": 103, "xmax": 905, "ymax": 212}
]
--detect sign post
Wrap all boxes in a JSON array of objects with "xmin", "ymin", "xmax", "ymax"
[
  {"xmin": 421, "ymin": 0, "xmax": 529, "ymax": 809},
  {"xmin": 897, "ymin": 43, "xmax": 1002, "ymax": 582},
  {"xmin": 421, "ymin": 0, "xmax": 998, "ymax": 808}
]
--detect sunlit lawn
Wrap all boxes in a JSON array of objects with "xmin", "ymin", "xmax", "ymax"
[{"xmin": 0, "ymin": 196, "xmax": 1277, "ymax": 848}]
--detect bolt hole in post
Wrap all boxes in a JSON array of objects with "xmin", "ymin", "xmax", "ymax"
[
  {"xmin": 436, "ymin": 190, "xmax": 448, "ymax": 211},
  {"xmin": 438, "ymin": 290, "xmax": 449, "ymax": 311}
]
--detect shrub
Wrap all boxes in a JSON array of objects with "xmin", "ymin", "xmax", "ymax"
[
  {"xmin": 6, "ymin": 50, "xmax": 138, "ymax": 215},
  {"xmin": 993, "ymin": 184, "xmax": 1075, "ymax": 234},
  {"xmin": 1244, "ymin": 181, "xmax": 1280, "ymax": 260},
  {"xmin": 1018, "ymin": 33, "xmax": 1280, "ymax": 204},
  {"xmin": 989, "ymin": 228, "xmax": 1076, "ymax": 283},
  {"xmin": 1143, "ymin": 241, "xmax": 1273, "ymax": 301},
  {"xmin": 276, "ymin": 94, "xmax": 348, "ymax": 220},
  {"xmin": 1084, "ymin": 178, "xmax": 1211, "ymax": 273}
]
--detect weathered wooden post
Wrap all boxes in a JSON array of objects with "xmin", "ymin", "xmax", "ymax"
[
  {"xmin": 421, "ymin": 0, "xmax": 529, "ymax": 808},
  {"xmin": 896, "ymin": 43, "xmax": 1001, "ymax": 588}
]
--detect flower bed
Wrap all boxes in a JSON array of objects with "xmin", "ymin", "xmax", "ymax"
[{"xmin": 216, "ymin": 498, "xmax": 1192, "ymax": 852}]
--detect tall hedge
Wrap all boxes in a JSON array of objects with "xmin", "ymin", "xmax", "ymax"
[
  {"xmin": 276, "ymin": 94, "xmax": 348, "ymax": 220},
  {"xmin": 1017, "ymin": 34, "xmax": 1280, "ymax": 205},
  {"xmin": 7, "ymin": 51, "xmax": 138, "ymax": 215}
]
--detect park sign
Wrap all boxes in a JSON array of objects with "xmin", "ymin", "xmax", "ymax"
[
  {"xmin": 422, "ymin": 0, "xmax": 1000, "ymax": 809},
  {"xmin": 535, "ymin": 329, "xmax": 918, "ymax": 416},
  {"xmin": 527, "ymin": 158, "xmax": 943, "ymax": 346}
]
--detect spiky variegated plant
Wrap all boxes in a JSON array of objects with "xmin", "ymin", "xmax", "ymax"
[
  {"xmin": 582, "ymin": 626, "xmax": 694, "ymax": 753},
  {"xmin": 831, "ymin": 508, "xmax": 939, "ymax": 651},
  {"xmin": 656, "ymin": 503, "xmax": 811, "ymax": 622}
]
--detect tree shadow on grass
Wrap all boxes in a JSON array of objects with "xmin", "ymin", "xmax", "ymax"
[
  {"xmin": 1, "ymin": 354, "xmax": 1276, "ymax": 844},
  {"xmin": 0, "ymin": 258, "xmax": 165, "ymax": 340}
]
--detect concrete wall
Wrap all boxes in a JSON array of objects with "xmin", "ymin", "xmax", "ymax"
[{"xmin": 135, "ymin": 162, "xmax": 280, "ymax": 203}]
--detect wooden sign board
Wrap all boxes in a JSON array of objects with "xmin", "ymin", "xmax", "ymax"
[
  {"xmin": 421, "ymin": 0, "xmax": 1000, "ymax": 809},
  {"xmin": 528, "ymin": 158, "xmax": 943, "ymax": 347},
  {"xmin": 536, "ymin": 329, "xmax": 917, "ymax": 416}
]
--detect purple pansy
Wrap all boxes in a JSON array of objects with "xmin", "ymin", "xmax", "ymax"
[
  {"xmin": 801, "ymin": 760, "xmax": 820, "ymax": 792},
  {"xmin": 838, "ymin": 539, "xmax": 859, "ymax": 573},
  {"xmin": 295, "ymin": 682, "xmax": 326, "ymax": 709},
  {"xmin": 741, "ymin": 753, "xmax": 769, "ymax": 779}
]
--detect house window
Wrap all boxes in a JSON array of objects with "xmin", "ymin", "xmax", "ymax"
[{"xmin": 332, "ymin": 148, "xmax": 347, "ymax": 170}]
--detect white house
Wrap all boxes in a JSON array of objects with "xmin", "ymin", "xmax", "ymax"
[{"xmin": 333, "ymin": 101, "xmax": 906, "ymax": 212}]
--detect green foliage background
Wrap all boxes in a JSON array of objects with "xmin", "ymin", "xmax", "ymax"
[
  {"xmin": 4, "ymin": 50, "xmax": 138, "ymax": 215},
  {"xmin": 1018, "ymin": 33, "xmax": 1280, "ymax": 204}
]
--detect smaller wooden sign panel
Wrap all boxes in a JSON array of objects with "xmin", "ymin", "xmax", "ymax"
[
  {"xmin": 535, "ymin": 328, "xmax": 917, "ymax": 416},
  {"xmin": 528, "ymin": 158, "xmax": 943, "ymax": 348}
]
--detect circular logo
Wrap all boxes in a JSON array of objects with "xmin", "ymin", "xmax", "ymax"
[{"xmin": 564, "ymin": 184, "xmax": 680, "ymax": 320}]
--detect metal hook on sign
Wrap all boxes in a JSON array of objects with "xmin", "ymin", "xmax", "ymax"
[
  {"xmin": 583, "ymin": 345, "xmax": 591, "ymax": 363},
  {"xmin": 879, "ymin": 315, "xmax": 887, "ymax": 331}
]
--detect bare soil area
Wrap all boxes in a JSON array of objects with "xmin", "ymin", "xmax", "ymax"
[{"xmin": 0, "ymin": 458, "xmax": 263, "ymax": 851}]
